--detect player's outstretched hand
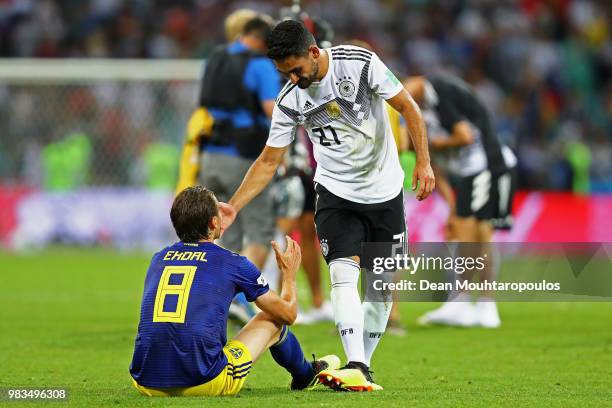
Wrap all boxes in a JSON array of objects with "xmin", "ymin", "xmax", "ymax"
[
  {"xmin": 218, "ymin": 202, "xmax": 237, "ymax": 236},
  {"xmin": 271, "ymin": 235, "xmax": 302, "ymax": 278},
  {"xmin": 412, "ymin": 161, "xmax": 436, "ymax": 201}
]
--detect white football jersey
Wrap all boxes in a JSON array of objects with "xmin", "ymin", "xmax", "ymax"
[
  {"xmin": 423, "ymin": 108, "xmax": 517, "ymax": 177},
  {"xmin": 267, "ymin": 45, "xmax": 405, "ymax": 204}
]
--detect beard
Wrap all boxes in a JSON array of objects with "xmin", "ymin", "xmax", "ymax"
[{"xmin": 296, "ymin": 60, "xmax": 319, "ymax": 89}]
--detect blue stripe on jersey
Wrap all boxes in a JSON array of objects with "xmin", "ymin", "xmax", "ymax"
[
  {"xmin": 228, "ymin": 366, "xmax": 252, "ymax": 376},
  {"xmin": 232, "ymin": 372, "xmax": 251, "ymax": 379},
  {"xmin": 229, "ymin": 361, "xmax": 253, "ymax": 369}
]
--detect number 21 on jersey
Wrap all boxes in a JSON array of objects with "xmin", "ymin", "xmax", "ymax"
[
  {"xmin": 313, "ymin": 125, "xmax": 340, "ymax": 147},
  {"xmin": 153, "ymin": 265, "xmax": 196, "ymax": 323}
]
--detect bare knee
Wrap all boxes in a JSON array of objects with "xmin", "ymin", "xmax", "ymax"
[
  {"xmin": 252, "ymin": 311, "xmax": 283, "ymax": 328},
  {"xmin": 252, "ymin": 312, "xmax": 285, "ymax": 347},
  {"xmin": 476, "ymin": 221, "xmax": 493, "ymax": 243},
  {"xmin": 454, "ymin": 216, "xmax": 479, "ymax": 242}
]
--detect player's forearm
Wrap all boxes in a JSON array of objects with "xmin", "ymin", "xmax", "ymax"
[
  {"xmin": 255, "ymin": 289, "xmax": 297, "ymax": 325},
  {"xmin": 435, "ymin": 134, "xmax": 466, "ymax": 149},
  {"xmin": 398, "ymin": 125, "xmax": 410, "ymax": 152},
  {"xmin": 228, "ymin": 156, "xmax": 278, "ymax": 213},
  {"xmin": 441, "ymin": 122, "xmax": 474, "ymax": 148},
  {"xmin": 279, "ymin": 275, "xmax": 298, "ymax": 323},
  {"xmin": 431, "ymin": 137, "xmax": 455, "ymax": 150},
  {"xmin": 401, "ymin": 98, "xmax": 431, "ymax": 164}
]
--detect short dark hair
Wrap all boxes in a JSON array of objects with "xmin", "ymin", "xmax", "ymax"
[
  {"xmin": 170, "ymin": 186, "xmax": 218, "ymax": 243},
  {"xmin": 242, "ymin": 16, "xmax": 272, "ymax": 40},
  {"xmin": 267, "ymin": 20, "xmax": 315, "ymax": 60}
]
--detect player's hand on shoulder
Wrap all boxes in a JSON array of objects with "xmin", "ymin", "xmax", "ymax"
[
  {"xmin": 412, "ymin": 161, "xmax": 436, "ymax": 201},
  {"xmin": 271, "ymin": 235, "xmax": 302, "ymax": 278},
  {"xmin": 218, "ymin": 202, "xmax": 237, "ymax": 236}
]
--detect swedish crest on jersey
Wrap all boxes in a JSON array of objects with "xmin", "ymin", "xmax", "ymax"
[
  {"xmin": 325, "ymin": 101, "xmax": 341, "ymax": 119},
  {"xmin": 228, "ymin": 347, "xmax": 243, "ymax": 359}
]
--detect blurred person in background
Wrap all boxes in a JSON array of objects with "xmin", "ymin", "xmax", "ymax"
[
  {"xmin": 405, "ymin": 74, "xmax": 517, "ymax": 328},
  {"xmin": 2, "ymin": 1, "xmax": 610, "ymax": 192},
  {"xmin": 175, "ymin": 11, "xmax": 279, "ymax": 323},
  {"xmin": 175, "ymin": 8, "xmax": 261, "ymax": 195},
  {"xmin": 224, "ymin": 8, "xmax": 259, "ymax": 43},
  {"xmin": 178, "ymin": 13, "xmax": 278, "ymax": 269}
]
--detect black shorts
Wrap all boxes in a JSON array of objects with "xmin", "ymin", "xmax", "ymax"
[
  {"xmin": 300, "ymin": 173, "xmax": 316, "ymax": 213},
  {"xmin": 314, "ymin": 184, "xmax": 407, "ymax": 263},
  {"xmin": 456, "ymin": 168, "xmax": 516, "ymax": 230}
]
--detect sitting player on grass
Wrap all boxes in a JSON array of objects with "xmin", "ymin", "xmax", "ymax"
[{"xmin": 129, "ymin": 186, "xmax": 339, "ymax": 396}]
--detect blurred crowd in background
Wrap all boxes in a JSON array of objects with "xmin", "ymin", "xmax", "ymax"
[{"xmin": 0, "ymin": 0, "xmax": 610, "ymax": 192}]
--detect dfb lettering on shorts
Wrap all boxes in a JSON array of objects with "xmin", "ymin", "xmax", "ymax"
[
  {"xmin": 340, "ymin": 328, "xmax": 354, "ymax": 336},
  {"xmin": 369, "ymin": 332, "xmax": 383, "ymax": 339}
]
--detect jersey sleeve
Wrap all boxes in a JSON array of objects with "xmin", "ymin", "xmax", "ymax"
[
  {"xmin": 266, "ymin": 102, "xmax": 298, "ymax": 148},
  {"xmin": 368, "ymin": 53, "xmax": 404, "ymax": 100},
  {"xmin": 233, "ymin": 256, "xmax": 270, "ymax": 302}
]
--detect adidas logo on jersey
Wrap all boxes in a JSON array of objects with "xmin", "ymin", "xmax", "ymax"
[{"xmin": 303, "ymin": 100, "xmax": 314, "ymax": 111}]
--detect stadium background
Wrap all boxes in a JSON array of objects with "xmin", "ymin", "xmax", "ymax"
[
  {"xmin": 0, "ymin": 0, "xmax": 611, "ymax": 248},
  {"xmin": 0, "ymin": 1, "xmax": 611, "ymax": 406}
]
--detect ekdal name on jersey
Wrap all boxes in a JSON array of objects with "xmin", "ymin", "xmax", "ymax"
[{"xmin": 163, "ymin": 251, "xmax": 208, "ymax": 262}]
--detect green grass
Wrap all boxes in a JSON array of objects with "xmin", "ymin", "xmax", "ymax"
[{"xmin": 1, "ymin": 248, "xmax": 611, "ymax": 407}]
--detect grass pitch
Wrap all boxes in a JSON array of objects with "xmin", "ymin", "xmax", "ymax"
[{"xmin": 1, "ymin": 248, "xmax": 611, "ymax": 407}]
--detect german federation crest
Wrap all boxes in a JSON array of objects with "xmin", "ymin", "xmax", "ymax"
[
  {"xmin": 337, "ymin": 77, "xmax": 356, "ymax": 98},
  {"xmin": 320, "ymin": 239, "xmax": 329, "ymax": 257},
  {"xmin": 325, "ymin": 101, "xmax": 341, "ymax": 119}
]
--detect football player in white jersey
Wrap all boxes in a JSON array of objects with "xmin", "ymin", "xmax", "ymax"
[
  {"xmin": 218, "ymin": 21, "xmax": 435, "ymax": 391},
  {"xmin": 404, "ymin": 75, "xmax": 517, "ymax": 329}
]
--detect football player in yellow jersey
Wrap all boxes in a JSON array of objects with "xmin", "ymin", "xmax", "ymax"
[{"xmin": 130, "ymin": 187, "xmax": 340, "ymax": 396}]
